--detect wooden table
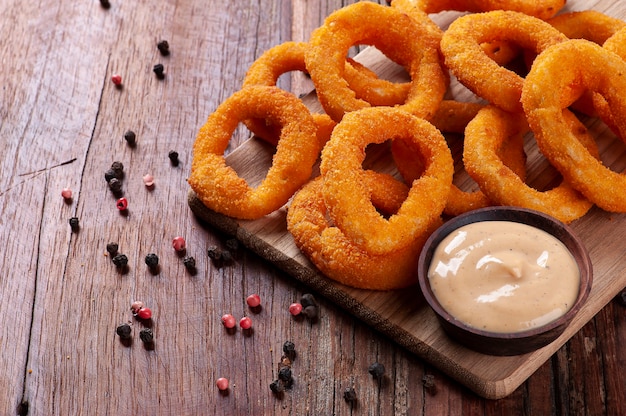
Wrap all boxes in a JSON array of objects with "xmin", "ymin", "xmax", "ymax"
[{"xmin": 1, "ymin": 0, "xmax": 624, "ymax": 414}]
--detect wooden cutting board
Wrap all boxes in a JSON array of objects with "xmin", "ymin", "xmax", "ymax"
[{"xmin": 188, "ymin": 0, "xmax": 626, "ymax": 399}]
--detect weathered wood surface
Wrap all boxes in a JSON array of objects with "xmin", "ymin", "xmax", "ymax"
[{"xmin": 0, "ymin": 0, "xmax": 624, "ymax": 415}]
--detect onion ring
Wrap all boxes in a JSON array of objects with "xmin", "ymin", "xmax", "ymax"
[
  {"xmin": 523, "ymin": 39, "xmax": 626, "ymax": 213},
  {"xmin": 548, "ymin": 11, "xmax": 626, "ymax": 45},
  {"xmin": 188, "ymin": 85, "xmax": 319, "ymax": 219},
  {"xmin": 464, "ymin": 105, "xmax": 597, "ymax": 223},
  {"xmin": 305, "ymin": 1, "xmax": 447, "ymax": 121},
  {"xmin": 320, "ymin": 107, "xmax": 453, "ymax": 255},
  {"xmin": 440, "ymin": 10, "xmax": 567, "ymax": 113},
  {"xmin": 413, "ymin": 0, "xmax": 565, "ymax": 20},
  {"xmin": 393, "ymin": 100, "xmax": 527, "ymax": 217},
  {"xmin": 287, "ymin": 175, "xmax": 441, "ymax": 290}
]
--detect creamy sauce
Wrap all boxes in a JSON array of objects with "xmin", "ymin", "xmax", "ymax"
[{"xmin": 428, "ymin": 221, "xmax": 580, "ymax": 333}]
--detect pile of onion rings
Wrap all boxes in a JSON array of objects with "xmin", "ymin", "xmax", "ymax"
[{"xmin": 190, "ymin": 1, "xmax": 626, "ymax": 290}]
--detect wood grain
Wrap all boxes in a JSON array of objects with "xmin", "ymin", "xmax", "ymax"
[{"xmin": 1, "ymin": 0, "xmax": 624, "ymax": 414}]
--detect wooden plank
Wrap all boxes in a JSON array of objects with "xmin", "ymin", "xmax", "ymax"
[{"xmin": 188, "ymin": 0, "xmax": 626, "ymax": 399}]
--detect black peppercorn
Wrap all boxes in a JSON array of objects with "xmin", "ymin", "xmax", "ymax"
[
  {"xmin": 104, "ymin": 169, "xmax": 117, "ymax": 183},
  {"xmin": 69, "ymin": 217, "xmax": 80, "ymax": 232},
  {"xmin": 116, "ymin": 323, "xmax": 132, "ymax": 339},
  {"xmin": 278, "ymin": 366, "xmax": 292, "ymax": 383},
  {"xmin": 168, "ymin": 150, "xmax": 179, "ymax": 166},
  {"xmin": 157, "ymin": 40, "xmax": 170, "ymax": 56},
  {"xmin": 99, "ymin": 0, "xmax": 110, "ymax": 9},
  {"xmin": 123, "ymin": 130, "xmax": 136, "ymax": 146},
  {"xmin": 139, "ymin": 328, "xmax": 154, "ymax": 344},
  {"xmin": 302, "ymin": 305, "xmax": 318, "ymax": 321},
  {"xmin": 110, "ymin": 161, "xmax": 124, "ymax": 177},
  {"xmin": 368, "ymin": 362, "xmax": 385, "ymax": 380},
  {"xmin": 617, "ymin": 290, "xmax": 626, "ymax": 307},
  {"xmin": 182, "ymin": 256, "xmax": 196, "ymax": 271},
  {"xmin": 106, "ymin": 242, "xmax": 119, "ymax": 256},
  {"xmin": 153, "ymin": 63, "xmax": 165, "ymax": 79},
  {"xmin": 112, "ymin": 254, "xmax": 128, "ymax": 268},
  {"xmin": 343, "ymin": 387, "xmax": 357, "ymax": 403},
  {"xmin": 300, "ymin": 293, "xmax": 318, "ymax": 308},
  {"xmin": 108, "ymin": 178, "xmax": 122, "ymax": 194},
  {"xmin": 225, "ymin": 238, "xmax": 239, "ymax": 252},
  {"xmin": 269, "ymin": 379, "xmax": 285, "ymax": 394},
  {"xmin": 282, "ymin": 341, "xmax": 296, "ymax": 360},
  {"xmin": 145, "ymin": 253, "xmax": 159, "ymax": 269}
]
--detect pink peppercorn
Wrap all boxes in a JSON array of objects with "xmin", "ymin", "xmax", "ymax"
[
  {"xmin": 111, "ymin": 74, "xmax": 122, "ymax": 85},
  {"xmin": 216, "ymin": 377, "xmax": 229, "ymax": 391},
  {"xmin": 239, "ymin": 316, "xmax": 252, "ymax": 330},
  {"xmin": 246, "ymin": 294, "xmax": 261, "ymax": 308},
  {"xmin": 137, "ymin": 307, "xmax": 152, "ymax": 320},
  {"xmin": 61, "ymin": 188, "xmax": 73, "ymax": 200},
  {"xmin": 116, "ymin": 197, "xmax": 128, "ymax": 211},
  {"xmin": 221, "ymin": 314, "xmax": 236, "ymax": 329},
  {"xmin": 143, "ymin": 174, "xmax": 155, "ymax": 187},
  {"xmin": 130, "ymin": 301, "xmax": 144, "ymax": 315},
  {"xmin": 289, "ymin": 302, "xmax": 303, "ymax": 316},
  {"xmin": 172, "ymin": 236, "xmax": 186, "ymax": 252}
]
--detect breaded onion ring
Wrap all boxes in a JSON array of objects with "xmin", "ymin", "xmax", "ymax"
[
  {"xmin": 548, "ymin": 11, "xmax": 626, "ymax": 45},
  {"xmin": 305, "ymin": 2, "xmax": 447, "ymax": 121},
  {"xmin": 523, "ymin": 40, "xmax": 626, "ymax": 213},
  {"xmin": 604, "ymin": 27, "xmax": 626, "ymax": 61},
  {"xmin": 413, "ymin": 0, "xmax": 565, "ymax": 20},
  {"xmin": 320, "ymin": 107, "xmax": 453, "ymax": 255},
  {"xmin": 440, "ymin": 10, "xmax": 567, "ymax": 113},
  {"xmin": 393, "ymin": 100, "xmax": 527, "ymax": 217},
  {"xmin": 464, "ymin": 105, "xmax": 597, "ymax": 223},
  {"xmin": 287, "ymin": 175, "xmax": 441, "ymax": 290},
  {"xmin": 188, "ymin": 85, "xmax": 319, "ymax": 219}
]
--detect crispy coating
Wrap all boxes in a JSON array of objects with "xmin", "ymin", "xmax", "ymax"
[
  {"xmin": 188, "ymin": 86, "xmax": 319, "ymax": 219},
  {"xmin": 523, "ymin": 40, "xmax": 626, "ymax": 213},
  {"xmin": 305, "ymin": 1, "xmax": 447, "ymax": 121},
  {"xmin": 320, "ymin": 107, "xmax": 453, "ymax": 255},
  {"xmin": 464, "ymin": 105, "xmax": 597, "ymax": 223},
  {"xmin": 548, "ymin": 11, "xmax": 626, "ymax": 44},
  {"xmin": 287, "ymin": 175, "xmax": 441, "ymax": 290},
  {"xmin": 413, "ymin": 0, "xmax": 565, "ymax": 20},
  {"xmin": 441, "ymin": 10, "xmax": 567, "ymax": 113}
]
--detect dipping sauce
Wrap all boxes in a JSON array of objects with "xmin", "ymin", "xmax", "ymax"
[{"xmin": 428, "ymin": 220, "xmax": 580, "ymax": 333}]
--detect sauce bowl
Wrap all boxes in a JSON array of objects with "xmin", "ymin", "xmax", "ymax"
[{"xmin": 417, "ymin": 206, "xmax": 593, "ymax": 356}]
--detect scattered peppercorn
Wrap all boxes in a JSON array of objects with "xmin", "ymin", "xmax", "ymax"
[
  {"xmin": 182, "ymin": 256, "xmax": 196, "ymax": 273},
  {"xmin": 216, "ymin": 377, "xmax": 229, "ymax": 391},
  {"xmin": 239, "ymin": 316, "xmax": 252, "ymax": 330},
  {"xmin": 108, "ymin": 178, "xmax": 122, "ymax": 194},
  {"xmin": 106, "ymin": 242, "xmax": 119, "ymax": 256},
  {"xmin": 139, "ymin": 327, "xmax": 154, "ymax": 343},
  {"xmin": 289, "ymin": 302, "xmax": 303, "ymax": 316},
  {"xmin": 302, "ymin": 305, "xmax": 318, "ymax": 321},
  {"xmin": 269, "ymin": 379, "xmax": 285, "ymax": 394},
  {"xmin": 143, "ymin": 174, "xmax": 155, "ymax": 188},
  {"xmin": 137, "ymin": 307, "xmax": 153, "ymax": 320},
  {"xmin": 104, "ymin": 169, "xmax": 118, "ymax": 183},
  {"xmin": 130, "ymin": 301, "xmax": 144, "ymax": 315},
  {"xmin": 221, "ymin": 314, "xmax": 236, "ymax": 329},
  {"xmin": 283, "ymin": 341, "xmax": 296, "ymax": 361},
  {"xmin": 116, "ymin": 197, "xmax": 128, "ymax": 211},
  {"xmin": 246, "ymin": 294, "xmax": 261, "ymax": 308},
  {"xmin": 110, "ymin": 161, "xmax": 124, "ymax": 177},
  {"xmin": 153, "ymin": 63, "xmax": 165, "ymax": 79},
  {"xmin": 278, "ymin": 366, "xmax": 292, "ymax": 383},
  {"xmin": 220, "ymin": 249, "xmax": 233, "ymax": 265},
  {"xmin": 99, "ymin": 0, "xmax": 110, "ymax": 9},
  {"xmin": 422, "ymin": 374, "xmax": 438, "ymax": 396},
  {"xmin": 123, "ymin": 130, "xmax": 136, "ymax": 146},
  {"xmin": 368, "ymin": 362, "xmax": 385, "ymax": 380},
  {"xmin": 168, "ymin": 150, "xmax": 179, "ymax": 166},
  {"xmin": 157, "ymin": 40, "xmax": 170, "ymax": 56},
  {"xmin": 145, "ymin": 253, "xmax": 159, "ymax": 270},
  {"xmin": 112, "ymin": 253, "xmax": 128, "ymax": 268},
  {"xmin": 172, "ymin": 236, "xmax": 186, "ymax": 252},
  {"xmin": 111, "ymin": 74, "xmax": 122, "ymax": 86},
  {"xmin": 343, "ymin": 387, "xmax": 357, "ymax": 404},
  {"xmin": 300, "ymin": 293, "xmax": 317, "ymax": 308},
  {"xmin": 115, "ymin": 323, "xmax": 132, "ymax": 340},
  {"xmin": 61, "ymin": 188, "xmax": 73, "ymax": 201},
  {"xmin": 69, "ymin": 217, "xmax": 80, "ymax": 232}
]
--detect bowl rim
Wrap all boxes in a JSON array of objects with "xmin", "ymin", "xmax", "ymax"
[{"xmin": 418, "ymin": 206, "xmax": 593, "ymax": 342}]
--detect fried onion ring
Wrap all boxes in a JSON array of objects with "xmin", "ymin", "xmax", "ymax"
[
  {"xmin": 548, "ymin": 11, "xmax": 626, "ymax": 45},
  {"xmin": 523, "ymin": 39, "xmax": 626, "ymax": 213},
  {"xmin": 464, "ymin": 105, "xmax": 597, "ymax": 223},
  {"xmin": 188, "ymin": 85, "xmax": 319, "ymax": 219},
  {"xmin": 305, "ymin": 1, "xmax": 447, "ymax": 121},
  {"xmin": 440, "ymin": 10, "xmax": 567, "ymax": 113},
  {"xmin": 393, "ymin": 100, "xmax": 527, "ymax": 217},
  {"xmin": 413, "ymin": 0, "xmax": 565, "ymax": 19},
  {"xmin": 320, "ymin": 107, "xmax": 453, "ymax": 255},
  {"xmin": 287, "ymin": 175, "xmax": 440, "ymax": 290}
]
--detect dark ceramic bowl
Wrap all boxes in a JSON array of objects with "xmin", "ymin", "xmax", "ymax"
[{"xmin": 418, "ymin": 206, "xmax": 593, "ymax": 356}]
